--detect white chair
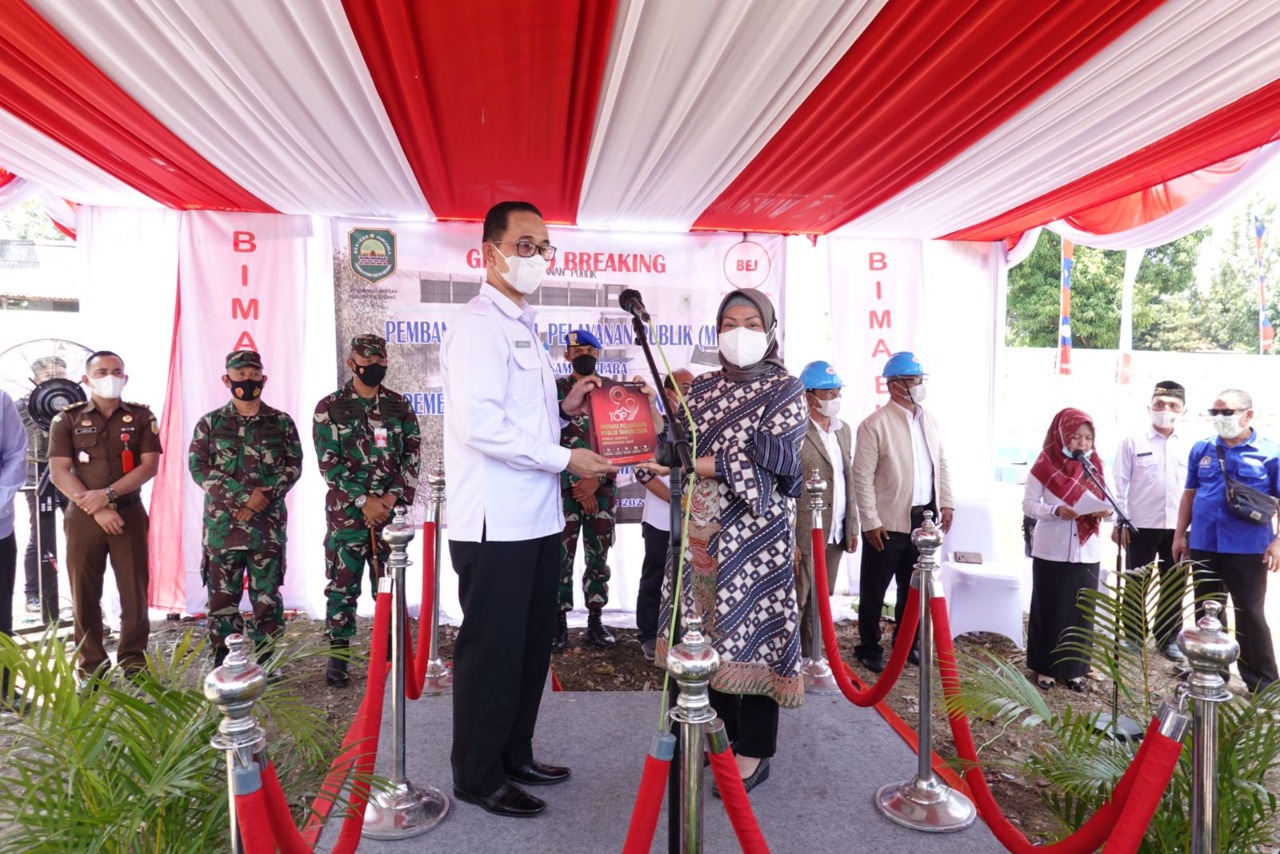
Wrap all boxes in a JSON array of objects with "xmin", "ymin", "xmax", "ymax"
[{"xmin": 938, "ymin": 498, "xmax": 1026, "ymax": 649}]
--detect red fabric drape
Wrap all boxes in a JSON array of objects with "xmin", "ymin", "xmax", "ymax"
[
  {"xmin": 693, "ymin": 0, "xmax": 1165, "ymax": 235},
  {"xmin": 0, "ymin": 0, "xmax": 273, "ymax": 212},
  {"xmin": 0, "ymin": 168, "xmax": 14, "ymax": 189},
  {"xmin": 341, "ymin": 0, "xmax": 617, "ymax": 224},
  {"xmin": 949, "ymin": 80, "xmax": 1280, "ymax": 240}
]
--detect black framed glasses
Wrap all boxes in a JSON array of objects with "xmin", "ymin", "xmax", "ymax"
[
  {"xmin": 1208, "ymin": 408, "xmax": 1240, "ymax": 417},
  {"xmin": 492, "ymin": 240, "xmax": 556, "ymax": 262}
]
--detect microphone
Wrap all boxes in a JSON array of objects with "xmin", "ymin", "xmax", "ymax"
[
  {"xmin": 618, "ymin": 288, "xmax": 651, "ymax": 323},
  {"xmin": 1071, "ymin": 448, "xmax": 1099, "ymax": 474}
]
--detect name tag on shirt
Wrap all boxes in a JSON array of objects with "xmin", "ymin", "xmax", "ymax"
[
  {"xmin": 514, "ymin": 340, "xmax": 532, "ymax": 349},
  {"xmin": 74, "ymin": 427, "xmax": 97, "ymax": 435},
  {"xmin": 1136, "ymin": 451, "xmax": 1152, "ymax": 457},
  {"xmin": 373, "ymin": 426, "xmax": 388, "ymax": 449}
]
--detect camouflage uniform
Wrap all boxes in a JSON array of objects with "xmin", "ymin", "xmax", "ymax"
[
  {"xmin": 556, "ymin": 373, "xmax": 617, "ymax": 612},
  {"xmin": 188, "ymin": 352, "xmax": 302, "ymax": 653},
  {"xmin": 313, "ymin": 337, "xmax": 420, "ymax": 641}
]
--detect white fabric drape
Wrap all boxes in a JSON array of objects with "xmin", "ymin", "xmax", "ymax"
[
  {"xmin": 0, "ymin": 174, "xmax": 33, "ymax": 209},
  {"xmin": 27, "ymin": 0, "xmax": 431, "ymax": 219},
  {"xmin": 1047, "ymin": 141, "xmax": 1280, "ymax": 250},
  {"xmin": 841, "ymin": 0, "xmax": 1280, "ymax": 239},
  {"xmin": 1005, "ymin": 227, "xmax": 1042, "ymax": 268},
  {"xmin": 576, "ymin": 0, "xmax": 886, "ymax": 232},
  {"xmin": 0, "ymin": 107, "xmax": 162, "ymax": 208}
]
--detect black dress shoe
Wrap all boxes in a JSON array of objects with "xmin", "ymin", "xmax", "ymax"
[
  {"xmin": 906, "ymin": 649, "xmax": 921, "ymax": 667},
  {"xmin": 711, "ymin": 757, "xmax": 771, "ymax": 799},
  {"xmin": 551, "ymin": 612, "xmax": 568, "ymax": 654},
  {"xmin": 453, "ymin": 782, "xmax": 546, "ymax": 817},
  {"xmin": 505, "ymin": 761, "xmax": 571, "ymax": 786},
  {"xmin": 858, "ymin": 656, "xmax": 886, "ymax": 674}
]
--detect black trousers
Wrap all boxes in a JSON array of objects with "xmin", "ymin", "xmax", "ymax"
[
  {"xmin": 855, "ymin": 506, "xmax": 929, "ymax": 660},
  {"xmin": 636, "ymin": 522, "xmax": 667, "ymax": 644},
  {"xmin": 1189, "ymin": 549, "xmax": 1279, "ymax": 694},
  {"xmin": 1121, "ymin": 527, "xmax": 1186, "ymax": 647},
  {"xmin": 0, "ymin": 533, "xmax": 15, "ymax": 638},
  {"xmin": 24, "ymin": 480, "xmax": 63, "ymax": 623},
  {"xmin": 710, "ymin": 689, "xmax": 779, "ymax": 759},
  {"xmin": 449, "ymin": 532, "xmax": 559, "ymax": 795}
]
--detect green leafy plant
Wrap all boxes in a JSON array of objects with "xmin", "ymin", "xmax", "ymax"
[
  {"xmin": 944, "ymin": 563, "xmax": 1280, "ymax": 851},
  {"xmin": 0, "ymin": 629, "xmax": 347, "ymax": 853}
]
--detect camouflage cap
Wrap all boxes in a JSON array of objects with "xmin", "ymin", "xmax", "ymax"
[
  {"xmin": 225, "ymin": 350, "xmax": 263, "ymax": 371},
  {"xmin": 351, "ymin": 334, "xmax": 388, "ymax": 359}
]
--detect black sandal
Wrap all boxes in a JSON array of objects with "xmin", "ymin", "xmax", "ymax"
[
  {"xmin": 1035, "ymin": 675, "xmax": 1056, "ymax": 691},
  {"xmin": 1066, "ymin": 677, "xmax": 1087, "ymax": 694}
]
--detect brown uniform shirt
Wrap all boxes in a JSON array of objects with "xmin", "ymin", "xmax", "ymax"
[{"xmin": 47, "ymin": 400, "xmax": 163, "ymax": 494}]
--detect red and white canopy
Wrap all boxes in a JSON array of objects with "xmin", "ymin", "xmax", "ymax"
[{"xmin": 1, "ymin": 0, "xmax": 1279, "ymax": 241}]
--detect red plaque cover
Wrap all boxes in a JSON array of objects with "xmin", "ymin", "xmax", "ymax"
[{"xmin": 588, "ymin": 379, "xmax": 657, "ymax": 465}]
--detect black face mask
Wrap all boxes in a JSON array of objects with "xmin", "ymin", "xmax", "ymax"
[
  {"xmin": 572, "ymin": 354, "xmax": 597, "ymax": 376},
  {"xmin": 353, "ymin": 362, "xmax": 387, "ymax": 388},
  {"xmin": 229, "ymin": 378, "xmax": 264, "ymax": 401}
]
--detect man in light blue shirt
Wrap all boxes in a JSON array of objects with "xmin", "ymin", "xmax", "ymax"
[
  {"xmin": 0, "ymin": 389, "xmax": 32, "ymax": 702},
  {"xmin": 1174, "ymin": 388, "xmax": 1280, "ymax": 693}
]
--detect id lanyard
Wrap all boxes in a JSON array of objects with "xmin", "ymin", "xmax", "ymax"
[{"xmin": 368, "ymin": 392, "xmax": 389, "ymax": 450}]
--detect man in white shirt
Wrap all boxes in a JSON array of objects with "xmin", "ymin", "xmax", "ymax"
[
  {"xmin": 441, "ymin": 201, "xmax": 616, "ymax": 818},
  {"xmin": 1112, "ymin": 380, "xmax": 1189, "ymax": 661},
  {"xmin": 851, "ymin": 352, "xmax": 953, "ymax": 673},
  {"xmin": 794, "ymin": 361, "xmax": 859, "ymax": 660}
]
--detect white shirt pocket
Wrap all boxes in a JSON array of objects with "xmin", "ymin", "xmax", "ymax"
[{"xmin": 510, "ymin": 343, "xmax": 545, "ymax": 403}]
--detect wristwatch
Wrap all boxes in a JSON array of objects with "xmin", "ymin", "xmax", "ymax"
[
  {"xmin": 105, "ymin": 486, "xmax": 119, "ymax": 509},
  {"xmin": 354, "ymin": 495, "xmax": 368, "ymax": 509}
]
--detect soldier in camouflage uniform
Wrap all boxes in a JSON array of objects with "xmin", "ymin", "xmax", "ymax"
[
  {"xmin": 313, "ymin": 334, "xmax": 420, "ymax": 686},
  {"xmin": 188, "ymin": 350, "xmax": 302, "ymax": 669},
  {"xmin": 554, "ymin": 328, "xmax": 618, "ymax": 651}
]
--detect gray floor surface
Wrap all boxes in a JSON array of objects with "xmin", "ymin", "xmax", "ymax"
[{"xmin": 316, "ymin": 685, "xmax": 1004, "ymax": 854}]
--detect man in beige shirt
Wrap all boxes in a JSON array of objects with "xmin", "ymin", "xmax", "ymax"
[{"xmin": 851, "ymin": 352, "xmax": 953, "ymax": 672}]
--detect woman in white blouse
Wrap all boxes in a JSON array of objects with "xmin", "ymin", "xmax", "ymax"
[{"xmin": 1022, "ymin": 408, "xmax": 1112, "ymax": 691}]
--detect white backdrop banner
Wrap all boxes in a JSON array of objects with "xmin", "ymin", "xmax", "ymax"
[
  {"xmin": 329, "ymin": 221, "xmax": 787, "ymax": 525},
  {"xmin": 158, "ymin": 211, "xmax": 311, "ymax": 614},
  {"xmin": 828, "ymin": 237, "xmax": 924, "ymax": 418}
]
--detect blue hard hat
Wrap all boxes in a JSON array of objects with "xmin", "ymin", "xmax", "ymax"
[
  {"xmin": 799, "ymin": 360, "xmax": 844, "ymax": 390},
  {"xmin": 565, "ymin": 328, "xmax": 602, "ymax": 349},
  {"xmin": 882, "ymin": 351, "xmax": 925, "ymax": 378}
]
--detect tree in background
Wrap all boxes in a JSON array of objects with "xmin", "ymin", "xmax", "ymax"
[
  {"xmin": 1196, "ymin": 199, "xmax": 1278, "ymax": 353},
  {"xmin": 0, "ymin": 198, "xmax": 69, "ymax": 242},
  {"xmin": 1007, "ymin": 228, "xmax": 1209, "ymax": 351}
]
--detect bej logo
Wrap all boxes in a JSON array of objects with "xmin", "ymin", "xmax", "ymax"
[{"xmin": 723, "ymin": 240, "xmax": 771, "ymax": 289}]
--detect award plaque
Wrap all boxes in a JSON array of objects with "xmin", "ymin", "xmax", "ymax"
[{"xmin": 588, "ymin": 379, "xmax": 658, "ymax": 464}]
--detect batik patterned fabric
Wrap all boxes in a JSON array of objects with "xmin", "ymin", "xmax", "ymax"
[{"xmin": 655, "ymin": 364, "xmax": 808, "ymax": 708}]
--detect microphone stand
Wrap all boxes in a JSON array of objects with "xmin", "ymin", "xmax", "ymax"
[
  {"xmin": 624, "ymin": 310, "xmax": 693, "ymax": 854},
  {"xmin": 1076, "ymin": 457, "xmax": 1144, "ymax": 742}
]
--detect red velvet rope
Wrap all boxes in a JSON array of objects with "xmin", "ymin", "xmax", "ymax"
[
  {"xmin": 260, "ymin": 761, "xmax": 313, "ymax": 854},
  {"xmin": 234, "ymin": 783, "xmax": 277, "ymax": 854},
  {"xmin": 931, "ymin": 596, "xmax": 1179, "ymax": 853},
  {"xmin": 621, "ymin": 754, "xmax": 670, "ymax": 854},
  {"xmin": 707, "ymin": 748, "xmax": 771, "ymax": 854},
  {"xmin": 300, "ymin": 591, "xmax": 394, "ymax": 848},
  {"xmin": 1100, "ymin": 729, "xmax": 1184, "ymax": 853},
  {"xmin": 812, "ymin": 527, "xmax": 920, "ymax": 706},
  {"xmin": 404, "ymin": 521, "xmax": 438, "ymax": 699}
]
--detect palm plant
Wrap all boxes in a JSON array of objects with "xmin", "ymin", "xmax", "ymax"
[
  {"xmin": 0, "ymin": 628, "xmax": 346, "ymax": 853},
  {"xmin": 944, "ymin": 562, "xmax": 1280, "ymax": 851}
]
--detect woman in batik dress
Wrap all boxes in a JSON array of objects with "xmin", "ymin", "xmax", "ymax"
[{"xmin": 656, "ymin": 287, "xmax": 807, "ymax": 794}]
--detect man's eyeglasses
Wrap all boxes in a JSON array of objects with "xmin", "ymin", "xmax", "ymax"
[
  {"xmin": 1208, "ymin": 408, "xmax": 1241, "ymax": 417},
  {"xmin": 492, "ymin": 240, "xmax": 556, "ymax": 262}
]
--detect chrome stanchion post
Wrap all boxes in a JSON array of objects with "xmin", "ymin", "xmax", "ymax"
[
  {"xmin": 1179, "ymin": 599, "xmax": 1238, "ymax": 854},
  {"xmin": 204, "ymin": 634, "xmax": 267, "ymax": 854},
  {"xmin": 424, "ymin": 461, "xmax": 453, "ymax": 695},
  {"xmin": 802, "ymin": 468, "xmax": 838, "ymax": 693},
  {"xmin": 875, "ymin": 511, "xmax": 976, "ymax": 832},
  {"xmin": 666, "ymin": 612, "xmax": 719, "ymax": 853},
  {"xmin": 364, "ymin": 507, "xmax": 450, "ymax": 839}
]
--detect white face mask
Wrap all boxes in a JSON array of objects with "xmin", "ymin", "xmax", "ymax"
[
  {"xmin": 908, "ymin": 383, "xmax": 927, "ymax": 404},
  {"xmin": 90, "ymin": 375, "xmax": 126, "ymax": 399},
  {"xmin": 718, "ymin": 326, "xmax": 770, "ymax": 368},
  {"xmin": 492, "ymin": 246, "xmax": 548, "ymax": 295},
  {"xmin": 814, "ymin": 398, "xmax": 841, "ymax": 418},
  {"xmin": 1212, "ymin": 415, "xmax": 1246, "ymax": 440},
  {"xmin": 1149, "ymin": 408, "xmax": 1179, "ymax": 430}
]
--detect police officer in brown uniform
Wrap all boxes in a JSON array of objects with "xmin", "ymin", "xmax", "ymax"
[{"xmin": 48, "ymin": 351, "xmax": 162, "ymax": 679}]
